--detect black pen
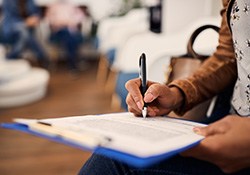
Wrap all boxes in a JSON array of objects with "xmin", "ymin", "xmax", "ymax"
[{"xmin": 139, "ymin": 53, "xmax": 147, "ymax": 118}]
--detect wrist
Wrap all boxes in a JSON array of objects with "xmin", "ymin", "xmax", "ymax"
[{"xmin": 169, "ymin": 86, "xmax": 185, "ymax": 110}]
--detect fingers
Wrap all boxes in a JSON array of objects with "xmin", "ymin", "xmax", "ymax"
[
  {"xmin": 126, "ymin": 94, "xmax": 142, "ymax": 116},
  {"xmin": 181, "ymin": 133, "xmax": 226, "ymax": 161},
  {"xmin": 144, "ymin": 85, "xmax": 160, "ymax": 103},
  {"xmin": 125, "ymin": 78, "xmax": 143, "ymax": 110},
  {"xmin": 193, "ymin": 116, "xmax": 235, "ymax": 136},
  {"xmin": 193, "ymin": 124, "xmax": 227, "ymax": 136},
  {"xmin": 181, "ymin": 134, "xmax": 236, "ymax": 172},
  {"xmin": 184, "ymin": 116, "xmax": 238, "ymax": 157},
  {"xmin": 144, "ymin": 83, "xmax": 166, "ymax": 103},
  {"xmin": 126, "ymin": 79, "xmax": 170, "ymax": 117},
  {"xmin": 181, "ymin": 116, "xmax": 247, "ymax": 174},
  {"xmin": 126, "ymin": 79, "xmax": 161, "ymax": 109},
  {"xmin": 126, "ymin": 91, "xmax": 160, "ymax": 117},
  {"xmin": 126, "ymin": 79, "xmax": 161, "ymax": 117}
]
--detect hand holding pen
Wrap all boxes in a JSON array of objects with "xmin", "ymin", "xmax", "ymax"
[{"xmin": 125, "ymin": 54, "xmax": 184, "ymax": 117}]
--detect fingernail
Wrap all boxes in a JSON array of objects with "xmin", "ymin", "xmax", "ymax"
[
  {"xmin": 193, "ymin": 127, "xmax": 202, "ymax": 135},
  {"xmin": 145, "ymin": 92, "xmax": 154, "ymax": 102},
  {"xmin": 137, "ymin": 102, "xmax": 143, "ymax": 110}
]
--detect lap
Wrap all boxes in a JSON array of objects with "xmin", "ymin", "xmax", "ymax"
[
  {"xmin": 78, "ymin": 153, "xmax": 250, "ymax": 175},
  {"xmin": 50, "ymin": 28, "xmax": 83, "ymax": 43}
]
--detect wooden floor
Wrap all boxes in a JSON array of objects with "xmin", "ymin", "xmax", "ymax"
[{"xmin": 0, "ymin": 60, "xmax": 122, "ymax": 175}]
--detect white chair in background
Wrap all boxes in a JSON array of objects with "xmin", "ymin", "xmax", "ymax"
[
  {"xmin": 0, "ymin": 59, "xmax": 50, "ymax": 108},
  {"xmin": 96, "ymin": 8, "xmax": 149, "ymax": 87},
  {"xmin": 98, "ymin": 8, "xmax": 149, "ymax": 54},
  {"xmin": 111, "ymin": 0, "xmax": 221, "ymax": 74},
  {"xmin": 113, "ymin": 16, "xmax": 220, "ymax": 73},
  {"xmin": 0, "ymin": 60, "xmax": 30, "ymax": 84}
]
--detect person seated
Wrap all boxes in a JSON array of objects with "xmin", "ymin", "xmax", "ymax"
[
  {"xmin": 1, "ymin": 0, "xmax": 50, "ymax": 68},
  {"xmin": 78, "ymin": 0, "xmax": 250, "ymax": 174},
  {"xmin": 45, "ymin": 0, "xmax": 87, "ymax": 72}
]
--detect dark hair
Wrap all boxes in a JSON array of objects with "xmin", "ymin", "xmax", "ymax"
[{"xmin": 19, "ymin": 0, "xmax": 28, "ymax": 18}]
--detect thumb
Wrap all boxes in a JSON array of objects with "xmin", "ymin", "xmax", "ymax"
[
  {"xmin": 193, "ymin": 121, "xmax": 229, "ymax": 136},
  {"xmin": 144, "ymin": 83, "xmax": 165, "ymax": 103}
]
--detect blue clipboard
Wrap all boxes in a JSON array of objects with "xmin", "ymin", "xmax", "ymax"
[{"xmin": 1, "ymin": 123, "xmax": 200, "ymax": 168}]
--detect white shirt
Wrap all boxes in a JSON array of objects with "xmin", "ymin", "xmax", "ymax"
[
  {"xmin": 46, "ymin": 0, "xmax": 85, "ymax": 32},
  {"xmin": 230, "ymin": 0, "xmax": 250, "ymax": 116}
]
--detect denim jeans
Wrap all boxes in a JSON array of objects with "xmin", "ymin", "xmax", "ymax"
[
  {"xmin": 5, "ymin": 23, "xmax": 47, "ymax": 61},
  {"xmin": 78, "ymin": 153, "xmax": 250, "ymax": 175},
  {"xmin": 115, "ymin": 72, "xmax": 139, "ymax": 110},
  {"xmin": 50, "ymin": 28, "xmax": 83, "ymax": 70}
]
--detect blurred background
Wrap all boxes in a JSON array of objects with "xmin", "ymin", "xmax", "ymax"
[{"xmin": 0, "ymin": 0, "xmax": 221, "ymax": 174}]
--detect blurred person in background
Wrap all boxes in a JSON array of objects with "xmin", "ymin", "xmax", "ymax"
[
  {"xmin": 1, "ymin": 0, "xmax": 50, "ymax": 68},
  {"xmin": 46, "ymin": 0, "xmax": 87, "ymax": 72}
]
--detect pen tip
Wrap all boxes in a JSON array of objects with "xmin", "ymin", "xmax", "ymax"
[{"xmin": 142, "ymin": 107, "xmax": 147, "ymax": 118}]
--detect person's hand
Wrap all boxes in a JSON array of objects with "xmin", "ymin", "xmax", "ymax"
[
  {"xmin": 182, "ymin": 115, "xmax": 250, "ymax": 173},
  {"xmin": 25, "ymin": 16, "xmax": 40, "ymax": 27},
  {"xmin": 125, "ymin": 78, "xmax": 184, "ymax": 117}
]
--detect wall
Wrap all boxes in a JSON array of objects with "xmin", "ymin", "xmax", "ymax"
[
  {"xmin": 211, "ymin": 0, "xmax": 223, "ymax": 16},
  {"xmin": 162, "ymin": 0, "xmax": 222, "ymax": 34}
]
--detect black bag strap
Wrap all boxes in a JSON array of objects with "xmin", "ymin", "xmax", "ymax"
[{"xmin": 187, "ymin": 24, "xmax": 220, "ymax": 60}]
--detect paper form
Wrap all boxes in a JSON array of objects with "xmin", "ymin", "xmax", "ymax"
[{"xmin": 32, "ymin": 112, "xmax": 206, "ymax": 157}]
